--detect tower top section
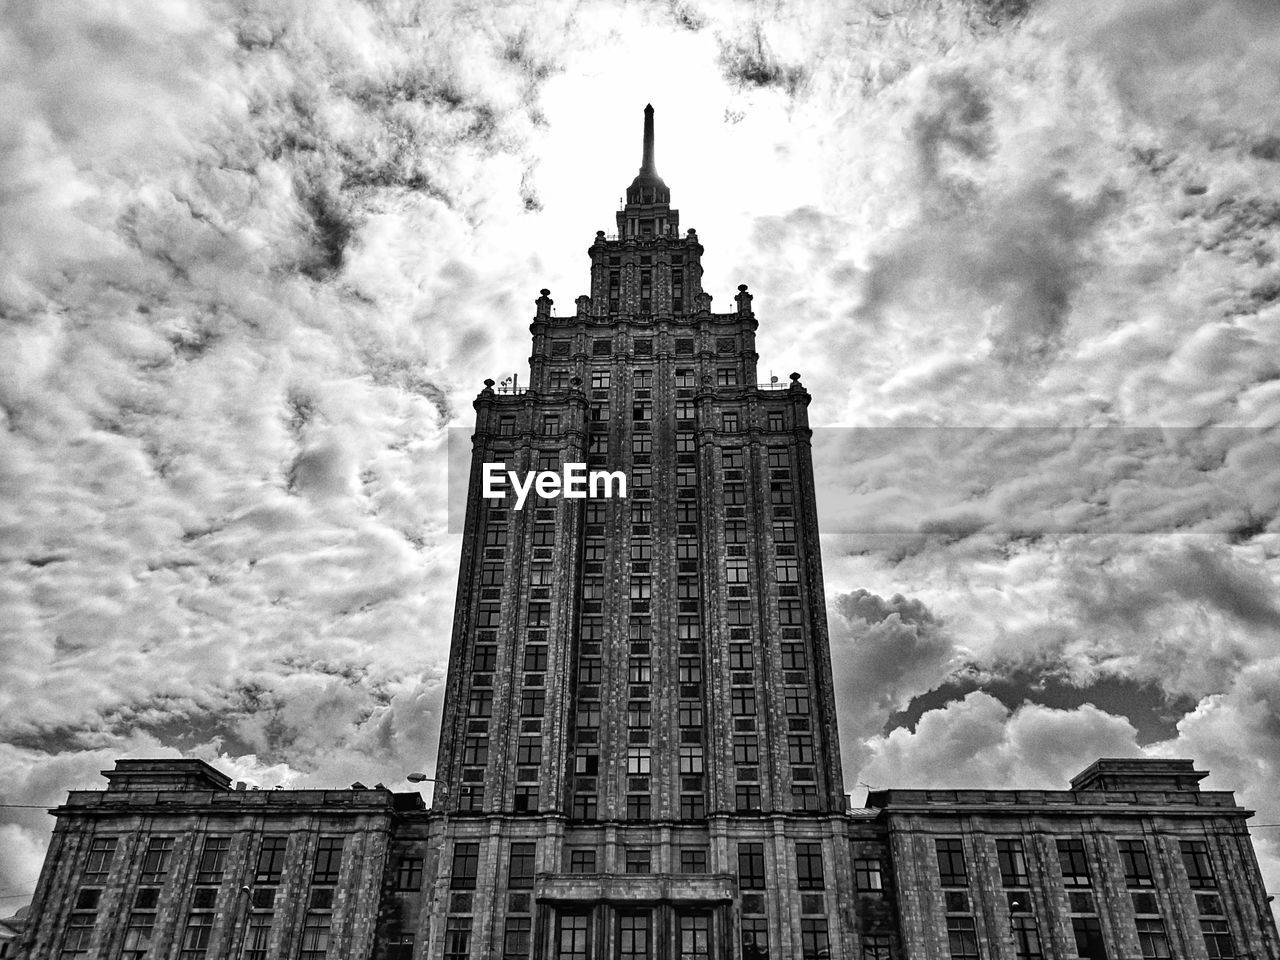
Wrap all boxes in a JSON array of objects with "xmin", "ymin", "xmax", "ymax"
[{"xmin": 618, "ymin": 104, "xmax": 677, "ymax": 238}]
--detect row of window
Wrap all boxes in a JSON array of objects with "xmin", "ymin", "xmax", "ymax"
[
  {"xmin": 80, "ymin": 834, "xmax": 344, "ymax": 888},
  {"xmin": 937, "ymin": 836, "xmax": 1218, "ymax": 891},
  {"xmin": 945, "ymin": 912, "xmax": 1234, "ymax": 960}
]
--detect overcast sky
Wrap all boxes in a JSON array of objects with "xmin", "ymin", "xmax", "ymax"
[{"xmin": 4, "ymin": 0, "xmax": 1280, "ymax": 914}]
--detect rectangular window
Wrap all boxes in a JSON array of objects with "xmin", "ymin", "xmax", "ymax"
[
  {"xmin": 1182, "ymin": 840, "xmax": 1216, "ymax": 889},
  {"xmin": 796, "ymin": 843, "xmax": 825, "ymax": 889},
  {"xmin": 618, "ymin": 913, "xmax": 650, "ymax": 960},
  {"xmin": 569, "ymin": 849, "xmax": 596, "ymax": 873},
  {"xmin": 122, "ymin": 912, "xmax": 154, "ymax": 960},
  {"xmin": 444, "ymin": 917, "xmax": 472, "ymax": 960},
  {"xmin": 312, "ymin": 836, "xmax": 343, "ymax": 885},
  {"xmin": 731, "ymin": 689, "xmax": 756, "ymax": 716},
  {"xmin": 542, "ymin": 414, "xmax": 560, "ymax": 435},
  {"xmin": 508, "ymin": 842, "xmax": 536, "ymax": 889},
  {"xmin": 140, "ymin": 836, "xmax": 175, "ymax": 884},
  {"xmin": 717, "ymin": 368, "xmax": 739, "ymax": 386},
  {"xmin": 781, "ymin": 644, "xmax": 806, "ymax": 670},
  {"xmin": 681, "ymin": 848, "xmax": 708, "ymax": 874},
  {"xmin": 62, "ymin": 913, "xmax": 96, "ymax": 955},
  {"xmin": 739, "ymin": 843, "xmax": 766, "ymax": 889},
  {"xmin": 1058, "ymin": 839, "xmax": 1091, "ymax": 887},
  {"xmin": 1137, "ymin": 919, "xmax": 1171, "ymax": 960},
  {"xmin": 734, "ymin": 736, "xmax": 759, "ymax": 764},
  {"xmin": 625, "ymin": 848, "xmax": 652, "ymax": 874},
  {"xmin": 242, "ymin": 915, "xmax": 272, "ymax": 960},
  {"xmin": 997, "ymin": 839, "xmax": 1029, "ymax": 888},
  {"xmin": 947, "ymin": 917, "xmax": 979, "ymax": 960},
  {"xmin": 1072, "ymin": 918, "xmax": 1108, "ymax": 960},
  {"xmin": 179, "ymin": 913, "xmax": 213, "ymax": 960},
  {"xmin": 855, "ymin": 858, "xmax": 883, "ymax": 893},
  {"xmin": 742, "ymin": 918, "xmax": 769, "ymax": 960},
  {"xmin": 1012, "ymin": 917, "xmax": 1043, "ymax": 960},
  {"xmin": 503, "ymin": 917, "xmax": 532, "ymax": 960},
  {"xmin": 396, "ymin": 856, "xmax": 423, "ymax": 891},
  {"xmin": 785, "ymin": 688, "xmax": 810, "ymax": 715},
  {"xmin": 558, "ymin": 914, "xmax": 590, "ymax": 960},
  {"xmin": 520, "ymin": 689, "xmax": 545, "ymax": 716},
  {"xmin": 1119, "ymin": 839, "xmax": 1154, "ymax": 887},
  {"xmin": 83, "ymin": 837, "xmax": 117, "ymax": 883},
  {"xmin": 1202, "ymin": 920, "xmax": 1235, "ymax": 960},
  {"xmin": 936, "ymin": 839, "xmax": 968, "ymax": 887},
  {"xmin": 678, "ymin": 914, "xmax": 711, "ymax": 960},
  {"xmin": 862, "ymin": 936, "xmax": 892, "ymax": 960},
  {"xmin": 735, "ymin": 784, "xmax": 761, "ymax": 810},
  {"xmin": 451, "ymin": 842, "xmax": 480, "ymax": 889},
  {"xmin": 800, "ymin": 920, "xmax": 829, "ymax": 960}
]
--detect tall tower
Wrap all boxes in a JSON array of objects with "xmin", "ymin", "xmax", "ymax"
[{"xmin": 429, "ymin": 106, "xmax": 851, "ymax": 959}]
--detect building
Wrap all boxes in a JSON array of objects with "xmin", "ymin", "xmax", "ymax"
[{"xmin": 13, "ymin": 107, "xmax": 1280, "ymax": 960}]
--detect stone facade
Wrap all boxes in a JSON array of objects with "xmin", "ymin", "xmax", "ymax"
[{"xmin": 14, "ymin": 109, "xmax": 1280, "ymax": 960}]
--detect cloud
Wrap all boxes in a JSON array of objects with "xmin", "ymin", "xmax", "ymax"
[{"xmin": 859, "ymin": 692, "xmax": 1142, "ymax": 790}]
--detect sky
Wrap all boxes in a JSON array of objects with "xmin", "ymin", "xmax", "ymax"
[{"xmin": 3, "ymin": 0, "xmax": 1280, "ymax": 914}]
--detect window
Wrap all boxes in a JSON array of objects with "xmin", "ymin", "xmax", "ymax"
[
  {"xmin": 742, "ymin": 918, "xmax": 769, "ymax": 960},
  {"xmin": 179, "ymin": 913, "xmax": 213, "ymax": 960},
  {"xmin": 572, "ymin": 794, "xmax": 597, "ymax": 820},
  {"xmin": 619, "ymin": 913, "xmax": 650, "ymax": 960},
  {"xmin": 625, "ymin": 848, "xmax": 652, "ymax": 874},
  {"xmin": 789, "ymin": 735, "xmax": 815, "ymax": 764},
  {"xmin": 1137, "ymin": 919, "xmax": 1171, "ymax": 960},
  {"xmin": 785, "ymin": 688, "xmax": 810, "ymax": 715},
  {"xmin": 498, "ymin": 415, "xmax": 516, "ymax": 436},
  {"xmin": 1057, "ymin": 839, "xmax": 1091, "ymax": 887},
  {"xmin": 549, "ymin": 370, "xmax": 570, "ymax": 390},
  {"xmin": 739, "ymin": 843, "xmax": 766, "ymax": 889},
  {"xmin": 776, "ymin": 558, "xmax": 799, "ymax": 582},
  {"xmin": 242, "ymin": 914, "xmax": 272, "ymax": 960},
  {"xmin": 781, "ymin": 644, "xmax": 807, "ymax": 670},
  {"xmin": 542, "ymin": 414, "xmax": 560, "ymax": 435},
  {"xmin": 800, "ymin": 919, "xmax": 829, "ymax": 960},
  {"xmin": 520, "ymin": 689, "xmax": 545, "ymax": 716},
  {"xmin": 862, "ymin": 936, "xmax": 892, "ymax": 960},
  {"xmin": 997, "ymin": 839, "xmax": 1028, "ymax": 888},
  {"xmin": 62, "ymin": 913, "xmax": 96, "ymax": 957},
  {"xmin": 140, "ymin": 836, "xmax": 174, "ymax": 884},
  {"xmin": 451, "ymin": 842, "xmax": 479, "ymax": 889},
  {"xmin": 1119, "ymin": 840, "xmax": 1154, "ymax": 887},
  {"xmin": 516, "ymin": 738, "xmax": 541, "ymax": 766},
  {"xmin": 524, "ymin": 645, "xmax": 547, "ymax": 671},
  {"xmin": 463, "ymin": 737, "xmax": 488, "ymax": 765},
  {"xmin": 855, "ymin": 857, "xmax": 883, "ymax": 893},
  {"xmin": 778, "ymin": 600, "xmax": 803, "ymax": 625},
  {"xmin": 468, "ymin": 690, "xmax": 493, "ymax": 717},
  {"xmin": 628, "ymin": 657, "xmax": 651, "ymax": 682},
  {"xmin": 503, "ymin": 917, "xmax": 532, "ymax": 959},
  {"xmin": 558, "ymin": 914, "xmax": 590, "ymax": 960},
  {"xmin": 593, "ymin": 339, "xmax": 612, "ymax": 356},
  {"xmin": 936, "ymin": 839, "xmax": 967, "ymax": 887},
  {"xmin": 679, "ymin": 745, "xmax": 704, "ymax": 774},
  {"xmin": 1202, "ymin": 920, "xmax": 1235, "ymax": 960},
  {"xmin": 796, "ymin": 843, "xmax": 825, "ymax": 889},
  {"xmin": 473, "ymin": 643, "xmax": 497, "ymax": 670},
  {"xmin": 444, "ymin": 917, "xmax": 472, "ymax": 960},
  {"xmin": 717, "ymin": 368, "xmax": 739, "ymax": 386},
  {"xmin": 396, "ymin": 856, "xmax": 423, "ymax": 891},
  {"xmin": 628, "ymin": 748, "xmax": 651, "ymax": 775},
  {"xmin": 731, "ymin": 689, "xmax": 756, "ymax": 715},
  {"xmin": 678, "ymin": 914, "xmax": 711, "ymax": 960},
  {"xmin": 730, "ymin": 646, "xmax": 754, "ymax": 670},
  {"xmin": 627, "ymin": 794, "xmax": 651, "ymax": 820},
  {"xmin": 122, "ymin": 912, "xmax": 154, "ymax": 960},
  {"xmin": 569, "ymin": 849, "xmax": 596, "ymax": 873},
  {"xmin": 83, "ymin": 837, "xmax": 116, "ymax": 883},
  {"xmin": 1182, "ymin": 840, "xmax": 1216, "ymax": 888},
  {"xmin": 723, "ymin": 412, "xmax": 739, "ymax": 431},
  {"xmin": 735, "ymin": 784, "xmax": 762, "ymax": 810},
  {"xmin": 947, "ymin": 917, "xmax": 979, "ymax": 960},
  {"xmin": 734, "ymin": 736, "xmax": 759, "ymax": 764},
  {"xmin": 1070, "ymin": 918, "xmax": 1107, "ymax": 960},
  {"xmin": 1012, "ymin": 917, "xmax": 1043, "ymax": 960},
  {"xmin": 681, "ymin": 848, "xmax": 708, "ymax": 874},
  {"xmin": 591, "ymin": 370, "xmax": 611, "ymax": 389},
  {"xmin": 312, "ymin": 836, "xmax": 343, "ymax": 884}
]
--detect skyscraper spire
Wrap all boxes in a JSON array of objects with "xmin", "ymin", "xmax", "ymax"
[
  {"xmin": 624, "ymin": 103, "xmax": 670, "ymax": 210},
  {"xmin": 640, "ymin": 103, "xmax": 656, "ymax": 176}
]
